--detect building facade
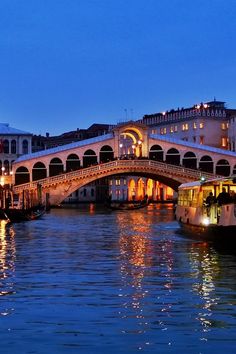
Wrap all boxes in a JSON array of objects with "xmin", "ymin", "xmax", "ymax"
[
  {"xmin": 138, "ymin": 100, "xmax": 236, "ymax": 150},
  {"xmin": 0, "ymin": 123, "xmax": 32, "ymax": 178}
]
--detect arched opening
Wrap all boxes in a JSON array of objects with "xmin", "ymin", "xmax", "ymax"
[
  {"xmin": 49, "ymin": 158, "xmax": 64, "ymax": 177},
  {"xmin": 83, "ymin": 149, "xmax": 97, "ymax": 168},
  {"xmin": 233, "ymin": 164, "xmax": 236, "ymax": 175},
  {"xmin": 146, "ymin": 178, "xmax": 154, "ymax": 199},
  {"xmin": 166, "ymin": 148, "xmax": 180, "ymax": 165},
  {"xmin": 216, "ymin": 159, "xmax": 230, "ymax": 176},
  {"xmin": 66, "ymin": 154, "xmax": 80, "ymax": 172},
  {"xmin": 128, "ymin": 179, "xmax": 136, "ymax": 201},
  {"xmin": 22, "ymin": 140, "xmax": 29, "ymax": 154},
  {"xmin": 99, "ymin": 145, "xmax": 114, "ymax": 163},
  {"xmin": 3, "ymin": 160, "xmax": 10, "ymax": 174},
  {"xmin": 15, "ymin": 166, "xmax": 30, "ymax": 185},
  {"xmin": 199, "ymin": 155, "xmax": 213, "ymax": 173},
  {"xmin": 137, "ymin": 178, "xmax": 145, "ymax": 200},
  {"xmin": 3, "ymin": 140, "xmax": 9, "ymax": 154},
  {"xmin": 32, "ymin": 162, "xmax": 47, "ymax": 181},
  {"xmin": 149, "ymin": 145, "xmax": 164, "ymax": 161},
  {"xmin": 182, "ymin": 151, "xmax": 197, "ymax": 169},
  {"xmin": 11, "ymin": 140, "xmax": 16, "ymax": 154}
]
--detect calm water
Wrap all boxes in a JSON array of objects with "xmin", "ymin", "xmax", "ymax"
[{"xmin": 0, "ymin": 203, "xmax": 236, "ymax": 354}]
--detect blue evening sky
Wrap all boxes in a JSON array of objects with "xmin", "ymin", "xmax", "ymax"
[{"xmin": 0, "ymin": 0, "xmax": 236, "ymax": 136}]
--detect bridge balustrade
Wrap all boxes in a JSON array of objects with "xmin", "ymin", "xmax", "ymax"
[{"xmin": 13, "ymin": 159, "xmax": 218, "ymax": 194}]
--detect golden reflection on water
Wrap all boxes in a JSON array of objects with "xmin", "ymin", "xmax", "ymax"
[
  {"xmin": 0, "ymin": 220, "xmax": 16, "ymax": 298},
  {"xmin": 116, "ymin": 210, "xmax": 175, "ymax": 350},
  {"xmin": 189, "ymin": 242, "xmax": 220, "ymax": 335}
]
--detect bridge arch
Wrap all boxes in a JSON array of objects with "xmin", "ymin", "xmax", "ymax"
[
  {"xmin": 216, "ymin": 159, "xmax": 230, "ymax": 176},
  {"xmin": 199, "ymin": 155, "xmax": 213, "ymax": 173},
  {"xmin": 149, "ymin": 144, "xmax": 164, "ymax": 161},
  {"xmin": 32, "ymin": 162, "xmax": 47, "ymax": 181},
  {"xmin": 49, "ymin": 157, "xmax": 64, "ymax": 177},
  {"xmin": 99, "ymin": 145, "xmax": 114, "ymax": 163},
  {"xmin": 166, "ymin": 148, "xmax": 180, "ymax": 165},
  {"xmin": 83, "ymin": 149, "xmax": 97, "ymax": 167},
  {"xmin": 66, "ymin": 154, "xmax": 80, "ymax": 172},
  {"xmin": 182, "ymin": 151, "xmax": 197, "ymax": 169}
]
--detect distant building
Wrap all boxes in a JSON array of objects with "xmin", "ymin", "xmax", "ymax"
[
  {"xmin": 32, "ymin": 123, "xmax": 114, "ymax": 152},
  {"xmin": 0, "ymin": 123, "xmax": 32, "ymax": 175},
  {"xmin": 138, "ymin": 100, "xmax": 236, "ymax": 150},
  {"xmin": 228, "ymin": 115, "xmax": 236, "ymax": 152}
]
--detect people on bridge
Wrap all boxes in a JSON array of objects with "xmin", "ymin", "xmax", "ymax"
[{"xmin": 216, "ymin": 187, "xmax": 231, "ymax": 206}]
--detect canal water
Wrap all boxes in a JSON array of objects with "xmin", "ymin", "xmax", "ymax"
[{"xmin": 0, "ymin": 204, "xmax": 236, "ymax": 354}]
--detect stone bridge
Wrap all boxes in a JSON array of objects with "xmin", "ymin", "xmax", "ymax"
[{"xmin": 13, "ymin": 159, "xmax": 218, "ymax": 206}]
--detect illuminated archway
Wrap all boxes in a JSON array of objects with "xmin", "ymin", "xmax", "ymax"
[
  {"xmin": 128, "ymin": 179, "xmax": 136, "ymax": 201},
  {"xmin": 119, "ymin": 127, "xmax": 144, "ymax": 158},
  {"xmin": 137, "ymin": 178, "xmax": 145, "ymax": 200}
]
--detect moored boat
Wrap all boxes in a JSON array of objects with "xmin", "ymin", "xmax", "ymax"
[
  {"xmin": 3, "ymin": 205, "xmax": 45, "ymax": 223},
  {"xmin": 175, "ymin": 175, "xmax": 236, "ymax": 243},
  {"xmin": 108, "ymin": 195, "xmax": 149, "ymax": 211},
  {"xmin": 109, "ymin": 200, "xmax": 149, "ymax": 211}
]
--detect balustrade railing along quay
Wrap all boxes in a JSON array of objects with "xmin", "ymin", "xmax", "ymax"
[{"xmin": 13, "ymin": 159, "xmax": 220, "ymax": 193}]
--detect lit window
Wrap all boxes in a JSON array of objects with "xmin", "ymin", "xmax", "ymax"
[
  {"xmin": 221, "ymin": 137, "xmax": 228, "ymax": 147},
  {"xmin": 221, "ymin": 123, "xmax": 227, "ymax": 130},
  {"xmin": 193, "ymin": 122, "xmax": 197, "ymax": 129},
  {"xmin": 115, "ymin": 179, "xmax": 120, "ymax": 186},
  {"xmin": 182, "ymin": 123, "xmax": 188, "ymax": 131},
  {"xmin": 174, "ymin": 125, "xmax": 178, "ymax": 132},
  {"xmin": 170, "ymin": 126, "xmax": 174, "ymax": 133},
  {"xmin": 199, "ymin": 122, "xmax": 204, "ymax": 129},
  {"xmin": 200, "ymin": 136, "xmax": 204, "ymax": 144}
]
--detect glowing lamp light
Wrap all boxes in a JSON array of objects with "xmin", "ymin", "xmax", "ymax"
[
  {"xmin": 196, "ymin": 104, "xmax": 201, "ymax": 109},
  {"xmin": 202, "ymin": 217, "xmax": 210, "ymax": 226},
  {"xmin": 138, "ymin": 140, "xmax": 142, "ymax": 145},
  {"xmin": 200, "ymin": 176, "xmax": 206, "ymax": 183},
  {"xmin": 119, "ymin": 143, "xmax": 123, "ymax": 148}
]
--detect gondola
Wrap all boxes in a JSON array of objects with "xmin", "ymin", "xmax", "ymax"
[{"xmin": 2, "ymin": 205, "xmax": 45, "ymax": 223}]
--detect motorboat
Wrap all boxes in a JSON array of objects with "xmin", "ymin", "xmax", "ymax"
[{"xmin": 175, "ymin": 175, "xmax": 236, "ymax": 242}]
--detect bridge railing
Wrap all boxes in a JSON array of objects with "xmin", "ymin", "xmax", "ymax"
[{"xmin": 13, "ymin": 159, "xmax": 218, "ymax": 193}]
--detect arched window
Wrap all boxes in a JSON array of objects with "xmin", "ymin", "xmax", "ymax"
[
  {"xmin": 3, "ymin": 139, "xmax": 9, "ymax": 154},
  {"xmin": 3, "ymin": 160, "xmax": 9, "ymax": 174},
  {"xmin": 11, "ymin": 140, "xmax": 16, "ymax": 154},
  {"xmin": 22, "ymin": 140, "xmax": 29, "ymax": 154}
]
